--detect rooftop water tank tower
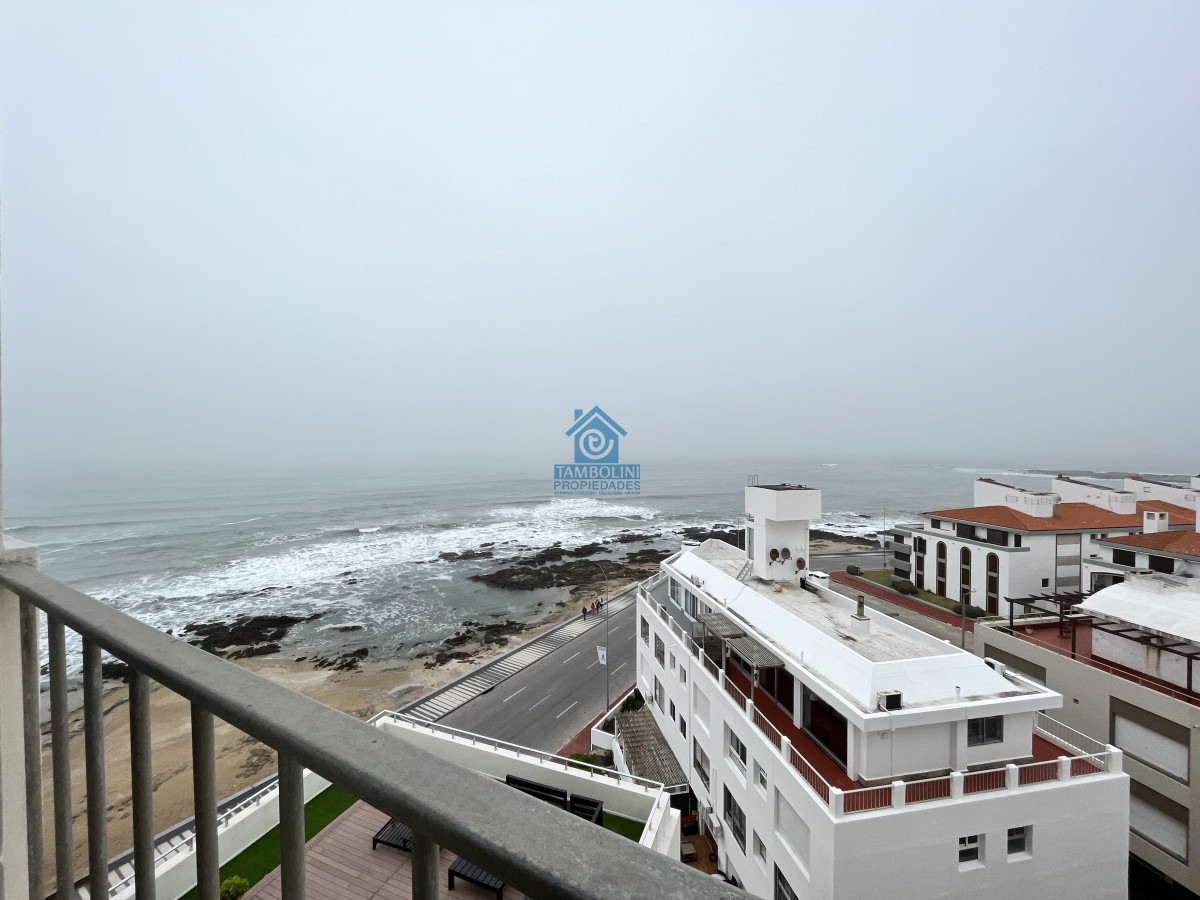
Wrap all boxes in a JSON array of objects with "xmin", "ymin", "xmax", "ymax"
[{"xmin": 744, "ymin": 484, "xmax": 822, "ymax": 583}]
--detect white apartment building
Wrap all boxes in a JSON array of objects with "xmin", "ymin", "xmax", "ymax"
[
  {"xmin": 890, "ymin": 475, "xmax": 1196, "ymax": 614},
  {"xmin": 634, "ymin": 484, "xmax": 1130, "ymax": 900},
  {"xmin": 976, "ymin": 567, "xmax": 1200, "ymax": 894}
]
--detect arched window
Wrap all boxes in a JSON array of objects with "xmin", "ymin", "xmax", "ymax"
[
  {"xmin": 986, "ymin": 553, "xmax": 1000, "ymax": 615},
  {"xmin": 936, "ymin": 542, "xmax": 947, "ymax": 597},
  {"xmin": 960, "ymin": 547, "xmax": 972, "ymax": 604}
]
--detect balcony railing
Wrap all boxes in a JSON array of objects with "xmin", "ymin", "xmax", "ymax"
[
  {"xmin": 986, "ymin": 620, "xmax": 1200, "ymax": 708},
  {"xmin": 639, "ymin": 584, "xmax": 1123, "ymax": 821},
  {"xmin": 0, "ymin": 557, "xmax": 743, "ymax": 900}
]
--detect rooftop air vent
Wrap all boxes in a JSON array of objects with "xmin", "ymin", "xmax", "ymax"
[{"xmin": 878, "ymin": 690, "xmax": 903, "ymax": 711}]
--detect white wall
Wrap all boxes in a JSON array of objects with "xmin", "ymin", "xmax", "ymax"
[
  {"xmin": 976, "ymin": 621, "xmax": 1200, "ymax": 893},
  {"xmin": 828, "ymin": 775, "xmax": 1129, "ymax": 900}
]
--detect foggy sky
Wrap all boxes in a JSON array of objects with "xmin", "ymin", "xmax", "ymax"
[{"xmin": 2, "ymin": 2, "xmax": 1197, "ymax": 480}]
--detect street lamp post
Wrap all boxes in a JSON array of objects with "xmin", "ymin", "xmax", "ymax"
[{"xmin": 592, "ymin": 561, "xmax": 612, "ymax": 714}]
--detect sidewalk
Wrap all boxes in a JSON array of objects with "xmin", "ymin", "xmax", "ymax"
[{"xmin": 830, "ymin": 571, "xmax": 975, "ymax": 649}]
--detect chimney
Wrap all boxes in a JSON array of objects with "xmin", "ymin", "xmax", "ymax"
[
  {"xmin": 1144, "ymin": 511, "xmax": 1169, "ymax": 534},
  {"xmin": 851, "ymin": 594, "xmax": 870, "ymax": 640}
]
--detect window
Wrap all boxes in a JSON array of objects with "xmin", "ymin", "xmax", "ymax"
[
  {"xmin": 729, "ymin": 730, "xmax": 748, "ymax": 771},
  {"xmin": 669, "ymin": 578, "xmax": 682, "ymax": 604},
  {"xmin": 694, "ymin": 686, "xmax": 710, "ymax": 723},
  {"xmin": 1007, "ymin": 826, "xmax": 1031, "ymax": 856},
  {"xmin": 931, "ymin": 518, "xmax": 942, "ymax": 529},
  {"xmin": 640, "ymin": 616, "xmax": 649, "ymax": 644},
  {"xmin": 774, "ymin": 866, "xmax": 800, "ymax": 900},
  {"xmin": 1149, "ymin": 555, "xmax": 1175, "ymax": 574},
  {"xmin": 669, "ymin": 652, "xmax": 676, "ymax": 671},
  {"xmin": 654, "ymin": 634, "xmax": 665, "ymax": 665},
  {"xmin": 723, "ymin": 787, "xmax": 747, "ymax": 852},
  {"xmin": 959, "ymin": 834, "xmax": 982, "ymax": 865},
  {"xmin": 936, "ymin": 541, "xmax": 947, "ymax": 596},
  {"xmin": 669, "ymin": 700, "xmax": 676, "ymax": 721},
  {"xmin": 1014, "ymin": 534, "xmax": 1022, "ymax": 548},
  {"xmin": 680, "ymin": 667, "xmax": 687, "ymax": 684},
  {"xmin": 654, "ymin": 677, "xmax": 664, "ymax": 711},
  {"xmin": 967, "ymin": 716, "xmax": 1003, "ymax": 746},
  {"xmin": 956, "ymin": 523, "xmax": 975, "ymax": 540},
  {"xmin": 753, "ymin": 831, "xmax": 766, "ymax": 861},
  {"xmin": 684, "ymin": 590, "xmax": 698, "ymax": 618},
  {"xmin": 679, "ymin": 717, "xmax": 686, "ymax": 738},
  {"xmin": 694, "ymin": 740, "xmax": 711, "ymax": 790},
  {"xmin": 754, "ymin": 762, "xmax": 768, "ymax": 791},
  {"xmin": 960, "ymin": 547, "xmax": 972, "ymax": 600},
  {"xmin": 985, "ymin": 553, "xmax": 1000, "ymax": 616},
  {"xmin": 1112, "ymin": 548, "xmax": 1136, "ymax": 566}
]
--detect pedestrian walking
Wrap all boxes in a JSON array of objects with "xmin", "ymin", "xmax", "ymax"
[{"xmin": 582, "ymin": 606, "xmax": 587, "ymax": 619}]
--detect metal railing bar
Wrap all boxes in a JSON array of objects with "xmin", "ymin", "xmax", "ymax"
[
  {"xmin": 20, "ymin": 599, "xmax": 45, "ymax": 900},
  {"xmin": 84, "ymin": 640, "xmax": 109, "ymax": 900},
  {"xmin": 129, "ymin": 672, "xmax": 156, "ymax": 900},
  {"xmin": 277, "ymin": 754, "xmax": 305, "ymax": 900},
  {"xmin": 411, "ymin": 831, "xmax": 440, "ymax": 900},
  {"xmin": 48, "ymin": 615, "xmax": 77, "ymax": 899},
  {"xmin": 0, "ymin": 563, "xmax": 742, "ymax": 900},
  {"xmin": 191, "ymin": 706, "xmax": 219, "ymax": 900}
]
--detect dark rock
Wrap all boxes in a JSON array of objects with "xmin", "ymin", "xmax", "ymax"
[
  {"xmin": 623, "ymin": 548, "xmax": 673, "ymax": 565},
  {"xmin": 227, "ymin": 642, "xmax": 281, "ymax": 660},
  {"xmin": 101, "ymin": 660, "xmax": 132, "ymax": 682},
  {"xmin": 680, "ymin": 526, "xmax": 744, "ymax": 546},
  {"xmin": 333, "ymin": 625, "xmax": 364, "ymax": 633},
  {"xmin": 438, "ymin": 549, "xmax": 495, "ymax": 562},
  {"xmin": 183, "ymin": 613, "xmax": 324, "ymax": 658}
]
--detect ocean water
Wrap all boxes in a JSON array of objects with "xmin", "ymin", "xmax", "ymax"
[{"xmin": 3, "ymin": 458, "xmax": 1130, "ymax": 672}]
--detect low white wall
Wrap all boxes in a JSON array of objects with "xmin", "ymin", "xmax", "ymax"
[
  {"xmin": 112, "ymin": 769, "xmax": 331, "ymax": 900},
  {"xmin": 378, "ymin": 719, "xmax": 656, "ymax": 822}
]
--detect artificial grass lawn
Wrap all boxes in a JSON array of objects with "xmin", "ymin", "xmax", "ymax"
[
  {"xmin": 178, "ymin": 785, "xmax": 357, "ymax": 899},
  {"xmin": 602, "ymin": 811, "xmax": 646, "ymax": 842},
  {"xmin": 858, "ymin": 570, "xmax": 960, "ymax": 612}
]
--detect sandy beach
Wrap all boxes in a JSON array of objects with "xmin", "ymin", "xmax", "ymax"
[{"xmin": 39, "ymin": 539, "xmax": 872, "ymax": 888}]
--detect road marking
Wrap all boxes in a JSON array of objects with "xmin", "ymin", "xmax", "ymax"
[
  {"xmin": 587, "ymin": 660, "xmax": 598, "ymax": 670},
  {"xmin": 562, "ymin": 651, "xmax": 580, "ymax": 665},
  {"xmin": 555, "ymin": 700, "xmax": 579, "ymax": 719},
  {"xmin": 529, "ymin": 695, "xmax": 552, "ymax": 711},
  {"xmin": 502, "ymin": 686, "xmax": 526, "ymax": 703},
  {"xmin": 613, "ymin": 662, "xmax": 627, "ymax": 674}
]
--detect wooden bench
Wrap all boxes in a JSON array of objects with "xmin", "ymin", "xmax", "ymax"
[
  {"xmin": 568, "ymin": 794, "xmax": 604, "ymax": 825},
  {"xmin": 371, "ymin": 818, "xmax": 412, "ymax": 853},
  {"xmin": 448, "ymin": 855, "xmax": 504, "ymax": 899},
  {"xmin": 505, "ymin": 774, "xmax": 568, "ymax": 809}
]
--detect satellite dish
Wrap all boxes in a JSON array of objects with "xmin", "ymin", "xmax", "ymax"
[
  {"xmin": 780, "ymin": 548, "xmax": 792, "ymax": 560},
  {"xmin": 769, "ymin": 548, "xmax": 780, "ymax": 562},
  {"xmin": 796, "ymin": 558, "xmax": 807, "ymax": 570}
]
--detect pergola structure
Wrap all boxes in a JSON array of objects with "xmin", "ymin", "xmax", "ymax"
[
  {"xmin": 1005, "ymin": 591, "xmax": 1089, "ymax": 635},
  {"xmin": 695, "ymin": 610, "xmax": 785, "ymax": 704}
]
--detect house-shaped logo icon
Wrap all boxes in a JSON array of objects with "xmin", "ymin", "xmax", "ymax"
[{"xmin": 565, "ymin": 406, "xmax": 627, "ymax": 464}]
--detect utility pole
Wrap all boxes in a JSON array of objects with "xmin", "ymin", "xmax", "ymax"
[{"xmin": 593, "ymin": 561, "xmax": 612, "ymax": 714}]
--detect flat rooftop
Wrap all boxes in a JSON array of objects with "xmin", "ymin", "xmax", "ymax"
[
  {"xmin": 755, "ymin": 483, "xmax": 816, "ymax": 491},
  {"xmin": 672, "ymin": 540, "xmax": 1049, "ymax": 713},
  {"xmin": 688, "ymin": 540, "xmax": 947, "ymax": 663}
]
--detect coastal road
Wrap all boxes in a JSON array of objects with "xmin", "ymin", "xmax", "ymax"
[
  {"xmin": 434, "ymin": 551, "xmax": 876, "ymax": 752},
  {"xmin": 440, "ymin": 600, "xmax": 638, "ymax": 752}
]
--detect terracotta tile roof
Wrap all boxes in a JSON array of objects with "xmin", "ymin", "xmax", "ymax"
[
  {"xmin": 923, "ymin": 501, "xmax": 1195, "ymax": 533},
  {"xmin": 1100, "ymin": 529, "xmax": 1200, "ymax": 558}
]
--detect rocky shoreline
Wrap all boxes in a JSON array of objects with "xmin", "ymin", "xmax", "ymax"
[{"xmin": 164, "ymin": 524, "xmax": 880, "ymax": 679}]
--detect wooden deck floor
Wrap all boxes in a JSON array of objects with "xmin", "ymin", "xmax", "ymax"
[{"xmin": 244, "ymin": 801, "xmax": 526, "ymax": 900}]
